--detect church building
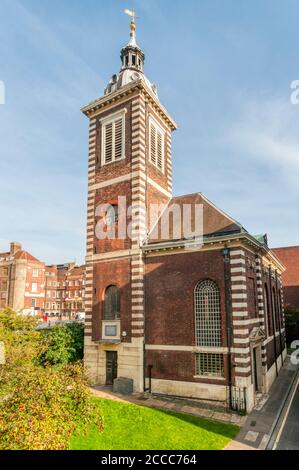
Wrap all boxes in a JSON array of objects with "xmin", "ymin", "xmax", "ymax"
[{"xmin": 82, "ymin": 16, "xmax": 286, "ymax": 412}]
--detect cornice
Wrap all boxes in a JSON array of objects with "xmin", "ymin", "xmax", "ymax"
[
  {"xmin": 81, "ymin": 80, "xmax": 177, "ymax": 130},
  {"xmin": 142, "ymin": 232, "xmax": 285, "ymax": 272}
]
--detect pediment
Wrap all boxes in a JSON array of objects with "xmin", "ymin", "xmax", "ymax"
[{"xmin": 249, "ymin": 326, "xmax": 266, "ymax": 343}]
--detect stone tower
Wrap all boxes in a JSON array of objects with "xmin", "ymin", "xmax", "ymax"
[{"xmin": 82, "ymin": 15, "xmax": 177, "ymax": 390}]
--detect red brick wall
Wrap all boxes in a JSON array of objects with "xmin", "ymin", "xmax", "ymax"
[
  {"xmin": 146, "ymin": 350, "xmax": 229, "ymax": 385},
  {"xmin": 273, "ymin": 246, "xmax": 299, "ymax": 310},
  {"xmin": 144, "ymin": 249, "xmax": 227, "ymax": 347},
  {"xmin": 94, "ymin": 181, "xmax": 132, "ymax": 253},
  {"xmin": 91, "ymin": 258, "xmax": 132, "ymax": 342},
  {"xmin": 146, "ymin": 184, "xmax": 170, "ymax": 234}
]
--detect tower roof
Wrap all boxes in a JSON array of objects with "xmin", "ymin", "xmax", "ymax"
[{"xmin": 104, "ymin": 13, "xmax": 157, "ymax": 97}]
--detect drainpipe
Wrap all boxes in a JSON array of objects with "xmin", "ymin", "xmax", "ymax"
[
  {"xmin": 223, "ymin": 247, "xmax": 233, "ymax": 410},
  {"xmin": 275, "ymin": 270, "xmax": 284, "ymax": 367},
  {"xmin": 148, "ymin": 365, "xmax": 153, "ymax": 393},
  {"xmin": 143, "ymin": 340, "xmax": 147, "ymax": 392},
  {"xmin": 269, "ymin": 266, "xmax": 278, "ymax": 377}
]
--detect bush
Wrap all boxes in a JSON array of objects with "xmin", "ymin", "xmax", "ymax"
[
  {"xmin": 284, "ymin": 305, "xmax": 299, "ymax": 328},
  {"xmin": 0, "ymin": 363, "xmax": 102, "ymax": 450},
  {"xmin": 0, "ymin": 308, "xmax": 41, "ymax": 392},
  {"xmin": 0, "ymin": 309, "xmax": 102, "ymax": 450},
  {"xmin": 36, "ymin": 323, "xmax": 84, "ymax": 366},
  {"xmin": 284, "ymin": 305, "xmax": 299, "ymax": 344}
]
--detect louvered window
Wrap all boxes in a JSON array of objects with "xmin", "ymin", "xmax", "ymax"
[
  {"xmin": 102, "ymin": 112, "xmax": 125, "ymax": 165},
  {"xmin": 149, "ymin": 117, "xmax": 165, "ymax": 172}
]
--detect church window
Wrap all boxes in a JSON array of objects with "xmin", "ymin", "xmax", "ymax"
[
  {"xmin": 105, "ymin": 205, "xmax": 119, "ymax": 227},
  {"xmin": 272, "ymin": 287, "xmax": 278, "ymax": 331},
  {"xmin": 194, "ymin": 282, "xmax": 224, "ymax": 377},
  {"xmin": 195, "ymin": 280, "xmax": 222, "ymax": 347},
  {"xmin": 149, "ymin": 116, "xmax": 165, "ymax": 172},
  {"xmin": 104, "ymin": 285, "xmax": 120, "ymax": 320},
  {"xmin": 101, "ymin": 111, "xmax": 126, "ymax": 165},
  {"xmin": 195, "ymin": 353, "xmax": 224, "ymax": 378},
  {"xmin": 132, "ymin": 55, "xmax": 136, "ymax": 66},
  {"xmin": 264, "ymin": 284, "xmax": 272, "ymax": 336}
]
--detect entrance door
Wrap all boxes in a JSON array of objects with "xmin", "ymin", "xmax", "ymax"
[
  {"xmin": 106, "ymin": 351, "xmax": 118, "ymax": 385},
  {"xmin": 252, "ymin": 346, "xmax": 263, "ymax": 393}
]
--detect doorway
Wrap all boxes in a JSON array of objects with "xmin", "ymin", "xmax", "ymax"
[
  {"xmin": 253, "ymin": 348, "xmax": 258, "ymax": 392},
  {"xmin": 252, "ymin": 345, "xmax": 262, "ymax": 392},
  {"xmin": 106, "ymin": 351, "xmax": 118, "ymax": 386}
]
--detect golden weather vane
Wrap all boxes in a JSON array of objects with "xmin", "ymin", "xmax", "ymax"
[{"xmin": 124, "ymin": 8, "xmax": 138, "ymax": 33}]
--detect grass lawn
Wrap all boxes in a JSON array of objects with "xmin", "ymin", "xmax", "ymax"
[{"xmin": 70, "ymin": 398, "xmax": 239, "ymax": 450}]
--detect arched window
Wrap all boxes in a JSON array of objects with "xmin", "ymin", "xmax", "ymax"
[
  {"xmin": 195, "ymin": 280, "xmax": 222, "ymax": 347},
  {"xmin": 278, "ymin": 290, "xmax": 283, "ymax": 329},
  {"xmin": 264, "ymin": 284, "xmax": 272, "ymax": 336},
  {"xmin": 272, "ymin": 287, "xmax": 278, "ymax": 331},
  {"xmin": 104, "ymin": 286, "xmax": 120, "ymax": 320},
  {"xmin": 105, "ymin": 205, "xmax": 119, "ymax": 227}
]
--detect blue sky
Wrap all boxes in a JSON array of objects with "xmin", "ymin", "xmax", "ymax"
[{"xmin": 1, "ymin": 0, "xmax": 299, "ymax": 264}]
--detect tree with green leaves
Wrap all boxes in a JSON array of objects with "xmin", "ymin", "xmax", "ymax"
[
  {"xmin": 36, "ymin": 322, "xmax": 84, "ymax": 366},
  {"xmin": 0, "ymin": 308, "xmax": 102, "ymax": 450}
]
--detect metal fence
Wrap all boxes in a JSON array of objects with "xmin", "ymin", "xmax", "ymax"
[{"xmin": 227, "ymin": 386, "xmax": 247, "ymax": 414}]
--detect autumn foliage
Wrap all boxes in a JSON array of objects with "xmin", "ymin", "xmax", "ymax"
[{"xmin": 0, "ymin": 308, "xmax": 102, "ymax": 450}]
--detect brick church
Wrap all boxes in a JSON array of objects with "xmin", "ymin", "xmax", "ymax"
[{"xmin": 82, "ymin": 16, "xmax": 286, "ymax": 412}]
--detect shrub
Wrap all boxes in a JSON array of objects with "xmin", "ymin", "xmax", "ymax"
[
  {"xmin": 284, "ymin": 305, "xmax": 299, "ymax": 329},
  {"xmin": 36, "ymin": 323, "xmax": 84, "ymax": 366},
  {"xmin": 0, "ymin": 309, "xmax": 102, "ymax": 450},
  {"xmin": 0, "ymin": 363, "xmax": 102, "ymax": 450},
  {"xmin": 284, "ymin": 305, "xmax": 299, "ymax": 344},
  {"xmin": 0, "ymin": 308, "xmax": 41, "ymax": 392}
]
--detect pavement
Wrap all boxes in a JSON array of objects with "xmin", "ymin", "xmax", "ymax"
[
  {"xmin": 226, "ymin": 355, "xmax": 299, "ymax": 450},
  {"xmin": 274, "ymin": 374, "xmax": 299, "ymax": 450}
]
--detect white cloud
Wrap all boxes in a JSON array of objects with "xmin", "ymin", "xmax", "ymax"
[{"xmin": 227, "ymin": 94, "xmax": 299, "ymax": 183}]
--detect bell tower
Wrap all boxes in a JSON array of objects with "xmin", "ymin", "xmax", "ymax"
[{"xmin": 82, "ymin": 12, "xmax": 177, "ymax": 390}]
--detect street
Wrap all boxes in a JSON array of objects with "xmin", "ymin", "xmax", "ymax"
[{"xmin": 276, "ymin": 380, "xmax": 299, "ymax": 450}]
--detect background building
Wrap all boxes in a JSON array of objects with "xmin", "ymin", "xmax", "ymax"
[
  {"xmin": 0, "ymin": 242, "xmax": 86, "ymax": 319},
  {"xmin": 272, "ymin": 246, "xmax": 299, "ymax": 312},
  {"xmin": 45, "ymin": 263, "xmax": 86, "ymax": 319},
  {"xmin": 0, "ymin": 242, "xmax": 45, "ymax": 315}
]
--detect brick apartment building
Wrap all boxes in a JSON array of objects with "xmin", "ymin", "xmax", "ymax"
[
  {"xmin": 82, "ymin": 18, "xmax": 286, "ymax": 412},
  {"xmin": 45, "ymin": 263, "xmax": 86, "ymax": 318},
  {"xmin": 0, "ymin": 242, "xmax": 45, "ymax": 315},
  {"xmin": 272, "ymin": 246, "xmax": 299, "ymax": 312},
  {"xmin": 0, "ymin": 242, "xmax": 86, "ymax": 318}
]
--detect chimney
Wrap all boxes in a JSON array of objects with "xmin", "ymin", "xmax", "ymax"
[{"xmin": 10, "ymin": 242, "xmax": 22, "ymax": 255}]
